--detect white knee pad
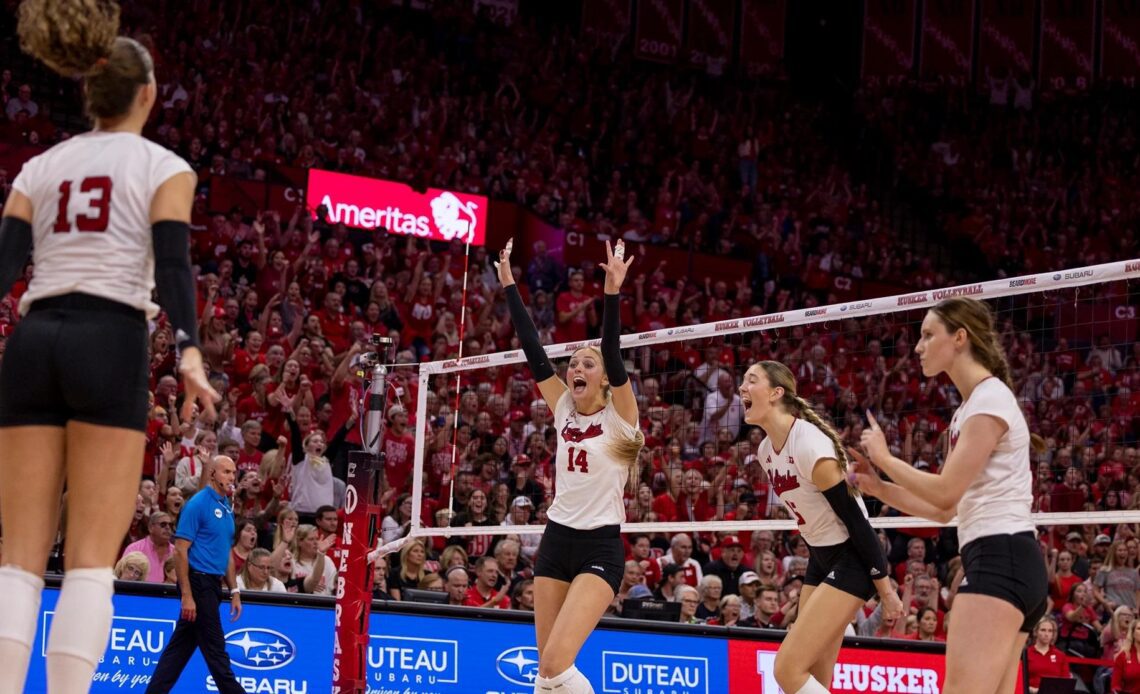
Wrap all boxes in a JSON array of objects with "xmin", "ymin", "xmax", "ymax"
[
  {"xmin": 0, "ymin": 565, "xmax": 44, "ymax": 647},
  {"xmin": 46, "ymin": 567, "xmax": 115, "ymax": 665}
]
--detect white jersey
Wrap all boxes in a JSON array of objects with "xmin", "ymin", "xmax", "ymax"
[
  {"xmin": 950, "ymin": 377, "xmax": 1034, "ymax": 547},
  {"xmin": 757, "ymin": 418, "xmax": 867, "ymax": 547},
  {"xmin": 11, "ymin": 131, "xmax": 193, "ymax": 318},
  {"xmin": 547, "ymin": 391, "xmax": 638, "ymax": 529}
]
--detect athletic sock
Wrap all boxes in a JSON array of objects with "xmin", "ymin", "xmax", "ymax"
[
  {"xmin": 0, "ymin": 565, "xmax": 45, "ymax": 694},
  {"xmin": 535, "ymin": 665, "xmax": 594, "ymax": 693},
  {"xmin": 46, "ymin": 567, "xmax": 115, "ymax": 693},
  {"xmin": 793, "ymin": 674, "xmax": 831, "ymax": 694}
]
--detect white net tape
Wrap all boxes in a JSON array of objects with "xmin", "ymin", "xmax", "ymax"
[{"xmin": 408, "ymin": 258, "xmax": 1140, "ymax": 540}]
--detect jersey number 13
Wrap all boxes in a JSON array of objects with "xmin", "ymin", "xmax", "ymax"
[{"xmin": 53, "ymin": 177, "xmax": 112, "ymax": 233}]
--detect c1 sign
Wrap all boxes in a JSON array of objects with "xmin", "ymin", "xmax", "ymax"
[{"xmin": 306, "ymin": 169, "xmax": 487, "ymax": 246}]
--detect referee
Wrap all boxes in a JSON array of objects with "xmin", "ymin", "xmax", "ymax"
[{"xmin": 146, "ymin": 456, "xmax": 246, "ymax": 694}]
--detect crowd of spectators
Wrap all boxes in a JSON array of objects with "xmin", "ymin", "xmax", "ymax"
[{"xmin": 0, "ymin": 1, "xmax": 1139, "ymax": 688}]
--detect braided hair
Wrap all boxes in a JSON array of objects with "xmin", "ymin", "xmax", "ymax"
[{"xmin": 756, "ymin": 360, "xmax": 852, "ymax": 478}]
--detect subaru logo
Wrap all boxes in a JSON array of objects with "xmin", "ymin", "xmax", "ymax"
[
  {"xmin": 1053, "ymin": 273, "xmax": 1062, "ymax": 281},
  {"xmin": 840, "ymin": 305, "xmax": 847, "ymax": 311},
  {"xmin": 225, "ymin": 628, "xmax": 296, "ymax": 670},
  {"xmin": 496, "ymin": 646, "xmax": 539, "ymax": 685}
]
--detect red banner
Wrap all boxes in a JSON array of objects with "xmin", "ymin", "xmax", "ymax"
[
  {"xmin": 1102, "ymin": 0, "xmax": 1140, "ymax": 82},
  {"xmin": 581, "ymin": 0, "xmax": 633, "ymax": 48},
  {"xmin": 686, "ymin": 0, "xmax": 736, "ymax": 70},
  {"xmin": 862, "ymin": 0, "xmax": 918, "ymax": 79},
  {"xmin": 1039, "ymin": 0, "xmax": 1096, "ymax": 89},
  {"xmin": 728, "ymin": 640, "xmax": 1025, "ymax": 693},
  {"xmin": 634, "ymin": 0, "xmax": 685, "ymax": 63},
  {"xmin": 331, "ymin": 452, "xmax": 381, "ymax": 694},
  {"xmin": 920, "ymin": 0, "xmax": 976, "ymax": 82},
  {"xmin": 306, "ymin": 169, "xmax": 488, "ymax": 245},
  {"xmin": 739, "ymin": 0, "xmax": 786, "ymax": 76},
  {"xmin": 978, "ymin": 0, "xmax": 1035, "ymax": 78}
]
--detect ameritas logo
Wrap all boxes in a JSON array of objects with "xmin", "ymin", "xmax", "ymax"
[{"xmin": 306, "ymin": 169, "xmax": 487, "ymax": 246}]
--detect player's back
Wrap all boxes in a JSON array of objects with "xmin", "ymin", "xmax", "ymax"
[{"xmin": 12, "ymin": 130, "xmax": 191, "ymax": 318}]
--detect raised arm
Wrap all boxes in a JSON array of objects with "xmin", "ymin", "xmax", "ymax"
[
  {"xmin": 599, "ymin": 240, "xmax": 637, "ymax": 426},
  {"xmin": 496, "ymin": 239, "xmax": 566, "ymax": 411}
]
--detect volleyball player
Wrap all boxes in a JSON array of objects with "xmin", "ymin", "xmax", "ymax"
[
  {"xmin": 738, "ymin": 361, "xmax": 903, "ymax": 694},
  {"xmin": 851, "ymin": 297, "xmax": 1047, "ymax": 694},
  {"xmin": 0, "ymin": 2, "xmax": 217, "ymax": 691},
  {"xmin": 496, "ymin": 239, "xmax": 643, "ymax": 694}
]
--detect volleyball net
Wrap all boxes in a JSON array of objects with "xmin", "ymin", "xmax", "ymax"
[{"xmin": 405, "ymin": 258, "xmax": 1140, "ymax": 543}]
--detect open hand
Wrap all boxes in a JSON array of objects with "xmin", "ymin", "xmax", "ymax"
[
  {"xmin": 600, "ymin": 240, "xmax": 635, "ymax": 294},
  {"xmin": 495, "ymin": 238, "xmax": 515, "ymax": 287}
]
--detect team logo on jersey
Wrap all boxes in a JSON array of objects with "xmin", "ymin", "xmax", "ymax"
[
  {"xmin": 561, "ymin": 421, "xmax": 604, "ymax": 443},
  {"xmin": 770, "ymin": 468, "xmax": 800, "ymax": 496}
]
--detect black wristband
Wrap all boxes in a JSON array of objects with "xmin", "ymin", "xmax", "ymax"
[
  {"xmin": 152, "ymin": 220, "xmax": 200, "ymax": 351},
  {"xmin": 505, "ymin": 284, "xmax": 555, "ymax": 382},
  {"xmin": 601, "ymin": 293, "xmax": 627, "ymax": 387},
  {"xmin": 822, "ymin": 481, "xmax": 889, "ymax": 579},
  {"xmin": 0, "ymin": 216, "xmax": 33, "ymax": 299}
]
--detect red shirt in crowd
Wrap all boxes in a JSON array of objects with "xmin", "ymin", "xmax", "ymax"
[
  {"xmin": 381, "ymin": 429, "xmax": 416, "ymax": 493},
  {"xmin": 1025, "ymin": 645, "xmax": 1069, "ymax": 689},
  {"xmin": 1114, "ymin": 648, "xmax": 1140, "ymax": 693},
  {"xmin": 463, "ymin": 585, "xmax": 509, "ymax": 609}
]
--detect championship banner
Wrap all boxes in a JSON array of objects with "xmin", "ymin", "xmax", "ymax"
[
  {"xmin": 685, "ymin": 0, "xmax": 736, "ymax": 69},
  {"xmin": 1039, "ymin": 0, "xmax": 1095, "ymax": 90},
  {"xmin": 473, "ymin": 0, "xmax": 518, "ymax": 25},
  {"xmin": 634, "ymin": 0, "xmax": 685, "ymax": 63},
  {"xmin": 862, "ymin": 0, "xmax": 918, "ymax": 79},
  {"xmin": 1102, "ymin": 0, "xmax": 1140, "ymax": 82},
  {"xmin": 581, "ymin": 0, "xmax": 633, "ymax": 49},
  {"xmin": 920, "ymin": 0, "xmax": 976, "ymax": 81},
  {"xmin": 738, "ymin": 0, "xmax": 786, "ymax": 76},
  {"xmin": 978, "ymin": 0, "xmax": 1035, "ymax": 78},
  {"xmin": 332, "ymin": 451, "xmax": 383, "ymax": 693}
]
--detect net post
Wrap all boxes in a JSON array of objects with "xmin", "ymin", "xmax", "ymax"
[
  {"xmin": 332, "ymin": 450, "xmax": 382, "ymax": 693},
  {"xmin": 410, "ymin": 367, "xmax": 431, "ymax": 535},
  {"xmin": 333, "ymin": 336, "xmax": 392, "ymax": 693}
]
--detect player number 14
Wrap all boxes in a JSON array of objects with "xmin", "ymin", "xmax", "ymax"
[{"xmin": 566, "ymin": 446, "xmax": 589, "ymax": 474}]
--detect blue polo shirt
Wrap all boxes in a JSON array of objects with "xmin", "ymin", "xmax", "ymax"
[{"xmin": 174, "ymin": 486, "xmax": 234, "ymax": 575}]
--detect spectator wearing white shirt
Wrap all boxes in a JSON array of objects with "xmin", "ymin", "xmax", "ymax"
[
  {"xmin": 702, "ymin": 371, "xmax": 745, "ymax": 444},
  {"xmin": 658, "ymin": 533, "xmax": 703, "ymax": 588}
]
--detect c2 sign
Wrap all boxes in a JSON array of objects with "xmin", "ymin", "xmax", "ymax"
[{"xmin": 306, "ymin": 169, "xmax": 487, "ymax": 245}]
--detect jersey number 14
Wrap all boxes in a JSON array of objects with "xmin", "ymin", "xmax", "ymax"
[
  {"xmin": 53, "ymin": 177, "xmax": 112, "ymax": 233},
  {"xmin": 566, "ymin": 446, "xmax": 590, "ymax": 474}
]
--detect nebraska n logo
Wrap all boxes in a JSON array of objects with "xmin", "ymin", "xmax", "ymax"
[{"xmin": 561, "ymin": 421, "xmax": 604, "ymax": 443}]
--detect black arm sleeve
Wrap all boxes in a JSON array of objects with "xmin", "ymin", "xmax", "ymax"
[
  {"xmin": 601, "ymin": 293, "xmax": 628, "ymax": 387},
  {"xmin": 286, "ymin": 412, "xmax": 305, "ymax": 465},
  {"xmin": 822, "ymin": 481, "xmax": 889, "ymax": 580},
  {"xmin": 326, "ymin": 421, "xmax": 351, "ymax": 460},
  {"xmin": 0, "ymin": 216, "xmax": 33, "ymax": 299},
  {"xmin": 504, "ymin": 284, "xmax": 555, "ymax": 382},
  {"xmin": 152, "ymin": 220, "xmax": 200, "ymax": 351}
]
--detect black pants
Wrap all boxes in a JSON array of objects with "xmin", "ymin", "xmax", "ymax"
[{"xmin": 146, "ymin": 571, "xmax": 245, "ymax": 694}]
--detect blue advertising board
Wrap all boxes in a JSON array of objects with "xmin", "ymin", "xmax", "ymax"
[{"xmin": 26, "ymin": 589, "xmax": 728, "ymax": 694}]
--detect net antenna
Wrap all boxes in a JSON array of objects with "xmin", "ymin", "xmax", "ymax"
[
  {"xmin": 443, "ymin": 236, "xmax": 478, "ymax": 523},
  {"xmin": 408, "ymin": 257, "xmax": 1140, "ymax": 539}
]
